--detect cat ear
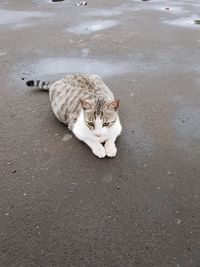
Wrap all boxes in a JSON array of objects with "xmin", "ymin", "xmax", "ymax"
[
  {"xmin": 80, "ymin": 99, "xmax": 92, "ymax": 110},
  {"xmin": 107, "ymin": 99, "xmax": 120, "ymax": 111}
]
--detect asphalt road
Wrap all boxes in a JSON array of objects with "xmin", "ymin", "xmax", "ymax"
[{"xmin": 1, "ymin": 0, "xmax": 200, "ymax": 266}]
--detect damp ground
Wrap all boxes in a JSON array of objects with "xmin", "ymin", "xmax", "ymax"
[{"xmin": 1, "ymin": 0, "xmax": 200, "ymax": 266}]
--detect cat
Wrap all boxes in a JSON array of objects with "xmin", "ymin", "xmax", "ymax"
[{"xmin": 26, "ymin": 74, "xmax": 122, "ymax": 158}]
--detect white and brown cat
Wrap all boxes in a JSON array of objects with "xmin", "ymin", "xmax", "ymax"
[{"xmin": 26, "ymin": 74, "xmax": 122, "ymax": 158}]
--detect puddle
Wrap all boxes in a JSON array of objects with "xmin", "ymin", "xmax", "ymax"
[
  {"xmin": 84, "ymin": 9, "xmax": 122, "ymax": 17},
  {"xmin": 130, "ymin": 0, "xmax": 191, "ymax": 15},
  {"xmin": 16, "ymin": 54, "xmax": 172, "ymax": 83},
  {"xmin": 13, "ymin": 22, "xmax": 35, "ymax": 29},
  {"xmin": 67, "ymin": 20, "xmax": 119, "ymax": 34},
  {"xmin": 134, "ymin": 0, "xmax": 198, "ymax": 4},
  {"xmin": 148, "ymin": 5, "xmax": 188, "ymax": 15},
  {"xmin": 0, "ymin": 9, "xmax": 50, "ymax": 26},
  {"xmin": 132, "ymin": 0, "xmax": 200, "ymax": 15},
  {"xmin": 163, "ymin": 15, "xmax": 200, "ymax": 28},
  {"xmin": 22, "ymin": 57, "xmax": 133, "ymax": 78},
  {"xmin": 83, "ymin": 4, "xmax": 143, "ymax": 18},
  {"xmin": 17, "ymin": 52, "xmax": 175, "ymax": 81}
]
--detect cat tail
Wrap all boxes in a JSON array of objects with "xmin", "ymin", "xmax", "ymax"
[{"xmin": 25, "ymin": 79, "xmax": 54, "ymax": 91}]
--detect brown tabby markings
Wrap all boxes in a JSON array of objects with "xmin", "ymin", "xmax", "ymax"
[{"xmin": 49, "ymin": 74, "xmax": 114, "ymax": 130}]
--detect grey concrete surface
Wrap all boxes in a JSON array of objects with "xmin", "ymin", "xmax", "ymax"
[{"xmin": 1, "ymin": 0, "xmax": 200, "ymax": 266}]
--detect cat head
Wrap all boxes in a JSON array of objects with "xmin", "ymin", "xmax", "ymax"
[{"xmin": 80, "ymin": 97, "xmax": 119, "ymax": 137}]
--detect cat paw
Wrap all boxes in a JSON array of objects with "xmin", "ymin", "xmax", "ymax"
[
  {"xmin": 105, "ymin": 143, "xmax": 117, "ymax": 157},
  {"xmin": 92, "ymin": 145, "xmax": 106, "ymax": 158}
]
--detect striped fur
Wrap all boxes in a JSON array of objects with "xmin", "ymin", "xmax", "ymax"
[
  {"xmin": 26, "ymin": 73, "xmax": 122, "ymax": 158},
  {"xmin": 48, "ymin": 74, "xmax": 115, "ymax": 129},
  {"xmin": 26, "ymin": 80, "xmax": 54, "ymax": 90}
]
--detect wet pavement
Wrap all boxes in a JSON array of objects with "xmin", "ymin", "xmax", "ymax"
[{"xmin": 1, "ymin": 0, "xmax": 200, "ymax": 266}]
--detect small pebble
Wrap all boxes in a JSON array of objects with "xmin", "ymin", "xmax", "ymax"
[
  {"xmin": 116, "ymin": 185, "xmax": 120, "ymax": 189},
  {"xmin": 62, "ymin": 134, "xmax": 72, "ymax": 142},
  {"xmin": 12, "ymin": 169, "xmax": 16, "ymax": 173}
]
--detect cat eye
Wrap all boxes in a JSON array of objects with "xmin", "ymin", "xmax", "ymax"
[
  {"xmin": 103, "ymin": 122, "xmax": 110, "ymax": 127},
  {"xmin": 87, "ymin": 122, "xmax": 94, "ymax": 127}
]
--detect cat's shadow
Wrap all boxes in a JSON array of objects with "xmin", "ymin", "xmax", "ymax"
[
  {"xmin": 27, "ymin": 88, "xmax": 49, "ymax": 95},
  {"xmin": 26, "ymin": 88, "xmax": 123, "ymax": 160},
  {"xmin": 26, "ymin": 89, "xmax": 69, "ymax": 132}
]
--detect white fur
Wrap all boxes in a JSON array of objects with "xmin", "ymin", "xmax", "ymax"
[{"xmin": 72, "ymin": 110, "xmax": 122, "ymax": 158}]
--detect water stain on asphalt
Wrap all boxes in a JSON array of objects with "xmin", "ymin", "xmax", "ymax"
[
  {"xmin": 84, "ymin": 9, "xmax": 122, "ymax": 17},
  {"xmin": 148, "ymin": 5, "xmax": 188, "ymax": 15},
  {"xmin": 67, "ymin": 20, "xmax": 119, "ymax": 34},
  {"xmin": 163, "ymin": 16, "xmax": 200, "ymax": 28},
  {"xmin": 13, "ymin": 22, "xmax": 36, "ymax": 29},
  {"xmin": 22, "ymin": 57, "xmax": 133, "ymax": 78},
  {"xmin": 0, "ymin": 9, "xmax": 50, "ymax": 26},
  {"xmin": 16, "ymin": 54, "xmax": 173, "ymax": 84}
]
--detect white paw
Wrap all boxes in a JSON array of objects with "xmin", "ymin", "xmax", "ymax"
[
  {"xmin": 105, "ymin": 143, "xmax": 117, "ymax": 157},
  {"xmin": 92, "ymin": 144, "xmax": 106, "ymax": 158}
]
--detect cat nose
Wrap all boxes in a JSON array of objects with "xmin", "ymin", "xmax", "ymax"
[{"xmin": 95, "ymin": 133, "xmax": 102, "ymax": 137}]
